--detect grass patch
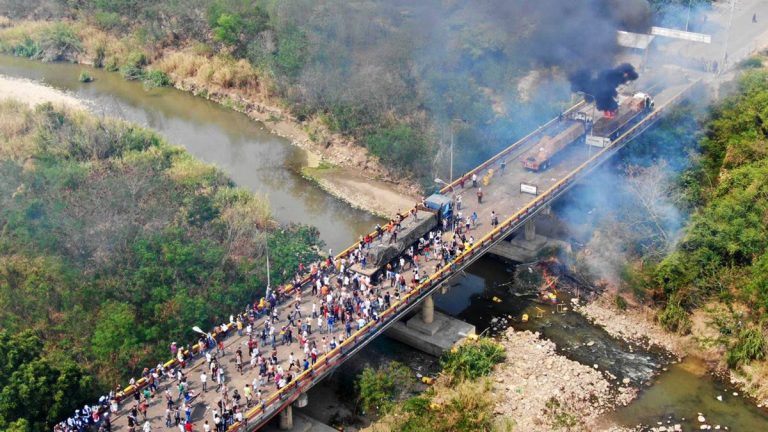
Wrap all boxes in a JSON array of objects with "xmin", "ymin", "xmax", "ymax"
[
  {"xmin": 144, "ymin": 69, "xmax": 172, "ymax": 87},
  {"xmin": 356, "ymin": 361, "xmax": 413, "ymax": 417},
  {"xmin": 78, "ymin": 70, "xmax": 93, "ymax": 83},
  {"xmin": 440, "ymin": 337, "xmax": 505, "ymax": 384}
]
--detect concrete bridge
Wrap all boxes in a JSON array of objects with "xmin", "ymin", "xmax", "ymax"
[{"xmin": 103, "ymin": 75, "xmax": 700, "ymax": 431}]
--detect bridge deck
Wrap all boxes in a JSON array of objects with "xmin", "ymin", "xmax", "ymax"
[{"xmin": 107, "ymin": 79, "xmax": 697, "ymax": 432}]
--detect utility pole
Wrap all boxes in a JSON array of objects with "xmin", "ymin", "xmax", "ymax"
[
  {"xmin": 265, "ymin": 237, "xmax": 271, "ymax": 298},
  {"xmin": 449, "ymin": 125, "xmax": 454, "ymax": 183}
]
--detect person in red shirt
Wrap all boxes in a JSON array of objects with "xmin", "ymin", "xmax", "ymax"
[{"xmin": 184, "ymin": 422, "xmax": 193, "ymax": 431}]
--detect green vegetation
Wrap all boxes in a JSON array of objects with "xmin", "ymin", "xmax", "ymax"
[
  {"xmin": 362, "ymin": 338, "xmax": 510, "ymax": 432},
  {"xmin": 356, "ymin": 361, "xmax": 413, "ymax": 417},
  {"xmin": 440, "ymin": 338, "xmax": 506, "ymax": 384},
  {"xmin": 78, "ymin": 70, "xmax": 93, "ymax": 82},
  {"xmin": 726, "ymin": 327, "xmax": 767, "ymax": 368},
  {"xmin": 144, "ymin": 69, "xmax": 172, "ymax": 87},
  {"xmin": 544, "ymin": 397, "xmax": 580, "ymax": 430},
  {"xmin": 616, "ymin": 68, "xmax": 768, "ymax": 373},
  {"xmin": 0, "ymin": 330, "xmax": 93, "ymax": 432},
  {"xmin": 367, "ymin": 377, "xmax": 510, "ymax": 432},
  {"xmin": 0, "ymin": 100, "xmax": 321, "ymax": 430}
]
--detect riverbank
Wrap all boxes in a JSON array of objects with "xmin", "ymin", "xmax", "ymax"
[
  {"xmin": 493, "ymin": 327, "xmax": 637, "ymax": 431},
  {"xmin": 0, "ymin": 73, "xmax": 84, "ymax": 109},
  {"xmin": 571, "ymin": 281, "xmax": 768, "ymax": 421},
  {"xmin": 575, "ymin": 295, "xmax": 689, "ymax": 358},
  {"xmin": 0, "ymin": 18, "xmax": 421, "ymax": 218},
  {"xmin": 170, "ymin": 75, "xmax": 422, "ymax": 217}
]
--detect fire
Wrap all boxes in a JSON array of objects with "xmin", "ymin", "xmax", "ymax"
[{"xmin": 603, "ymin": 110, "xmax": 616, "ymax": 118}]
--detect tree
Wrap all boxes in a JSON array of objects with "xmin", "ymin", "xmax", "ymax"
[
  {"xmin": 0, "ymin": 330, "xmax": 93, "ymax": 432},
  {"xmin": 90, "ymin": 302, "xmax": 143, "ymax": 369}
]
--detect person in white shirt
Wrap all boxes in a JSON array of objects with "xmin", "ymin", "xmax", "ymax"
[{"xmin": 200, "ymin": 371, "xmax": 208, "ymax": 392}]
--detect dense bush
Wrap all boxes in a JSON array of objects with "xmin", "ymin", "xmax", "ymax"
[
  {"xmin": 440, "ymin": 338, "xmax": 505, "ymax": 383},
  {"xmin": 364, "ymin": 125, "xmax": 432, "ymax": 173},
  {"xmin": 119, "ymin": 63, "xmax": 144, "ymax": 80},
  {"xmin": 372, "ymin": 380, "xmax": 508, "ymax": 432},
  {"xmin": 0, "ymin": 330, "xmax": 94, "ymax": 432},
  {"xmin": 726, "ymin": 327, "xmax": 767, "ymax": 368},
  {"xmin": 356, "ymin": 361, "xmax": 413, "ymax": 417},
  {"xmin": 38, "ymin": 23, "xmax": 82, "ymax": 62},
  {"xmin": 144, "ymin": 69, "xmax": 172, "ymax": 87}
]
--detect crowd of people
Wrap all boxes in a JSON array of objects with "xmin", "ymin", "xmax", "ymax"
[{"xmin": 54, "ymin": 176, "xmax": 498, "ymax": 432}]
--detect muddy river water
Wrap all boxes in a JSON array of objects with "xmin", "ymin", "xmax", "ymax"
[
  {"xmin": 3, "ymin": 55, "xmax": 768, "ymax": 431},
  {"xmin": 0, "ymin": 55, "xmax": 381, "ymax": 252}
]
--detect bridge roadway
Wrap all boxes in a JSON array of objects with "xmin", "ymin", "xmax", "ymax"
[{"xmin": 107, "ymin": 77, "xmax": 698, "ymax": 432}]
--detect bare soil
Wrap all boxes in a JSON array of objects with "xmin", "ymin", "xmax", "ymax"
[{"xmin": 0, "ymin": 74, "xmax": 85, "ymax": 109}]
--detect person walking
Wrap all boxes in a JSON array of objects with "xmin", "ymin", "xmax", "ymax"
[
  {"xmin": 471, "ymin": 173, "xmax": 478, "ymax": 188},
  {"xmin": 476, "ymin": 188, "xmax": 483, "ymax": 204},
  {"xmin": 200, "ymin": 371, "xmax": 207, "ymax": 392}
]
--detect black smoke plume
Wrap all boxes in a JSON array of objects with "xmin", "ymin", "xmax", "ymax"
[{"xmin": 568, "ymin": 63, "xmax": 640, "ymax": 112}]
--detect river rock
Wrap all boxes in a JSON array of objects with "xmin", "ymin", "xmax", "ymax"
[
  {"xmin": 622, "ymin": 378, "xmax": 630, "ymax": 385},
  {"xmin": 716, "ymin": 395, "xmax": 723, "ymax": 401},
  {"xmin": 698, "ymin": 415, "xmax": 706, "ymax": 422}
]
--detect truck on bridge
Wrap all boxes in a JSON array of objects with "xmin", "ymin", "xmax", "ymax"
[
  {"xmin": 352, "ymin": 193, "xmax": 453, "ymax": 277},
  {"xmin": 521, "ymin": 122, "xmax": 586, "ymax": 171},
  {"xmin": 521, "ymin": 92, "xmax": 656, "ymax": 172},
  {"xmin": 586, "ymin": 92, "xmax": 655, "ymax": 148}
]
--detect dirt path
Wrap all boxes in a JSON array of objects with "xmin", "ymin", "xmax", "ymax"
[{"xmin": 0, "ymin": 74, "xmax": 85, "ymax": 109}]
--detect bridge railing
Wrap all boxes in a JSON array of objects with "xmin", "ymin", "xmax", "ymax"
[
  {"xmin": 228, "ymin": 81, "xmax": 701, "ymax": 429},
  {"xmin": 439, "ymin": 100, "xmax": 586, "ymax": 194},
  {"xmin": 99, "ymin": 81, "xmax": 699, "ymax": 431}
]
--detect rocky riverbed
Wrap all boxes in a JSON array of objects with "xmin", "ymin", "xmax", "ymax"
[
  {"xmin": 493, "ymin": 327, "xmax": 637, "ymax": 431},
  {"xmin": 575, "ymin": 297, "xmax": 688, "ymax": 358}
]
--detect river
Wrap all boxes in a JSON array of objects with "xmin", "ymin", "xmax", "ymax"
[
  {"xmin": 3, "ymin": 55, "xmax": 768, "ymax": 431},
  {"xmin": 0, "ymin": 55, "xmax": 381, "ymax": 252}
]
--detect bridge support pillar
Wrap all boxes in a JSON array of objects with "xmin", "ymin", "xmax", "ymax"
[
  {"xmin": 279, "ymin": 405, "xmax": 293, "ymax": 430},
  {"xmin": 294, "ymin": 392, "xmax": 308, "ymax": 408},
  {"xmin": 421, "ymin": 295, "xmax": 434, "ymax": 324},
  {"xmin": 524, "ymin": 219, "xmax": 536, "ymax": 241}
]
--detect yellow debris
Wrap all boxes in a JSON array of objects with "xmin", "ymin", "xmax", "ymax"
[
  {"xmin": 482, "ymin": 168, "xmax": 495, "ymax": 186},
  {"xmin": 522, "ymin": 313, "xmax": 529, "ymax": 322},
  {"xmin": 421, "ymin": 376, "xmax": 435, "ymax": 385},
  {"xmin": 492, "ymin": 296, "xmax": 502, "ymax": 303},
  {"xmin": 467, "ymin": 333, "xmax": 479, "ymax": 341},
  {"xmin": 429, "ymin": 402, "xmax": 441, "ymax": 411}
]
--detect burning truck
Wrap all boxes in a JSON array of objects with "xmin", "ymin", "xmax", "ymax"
[{"xmin": 522, "ymin": 62, "xmax": 654, "ymax": 172}]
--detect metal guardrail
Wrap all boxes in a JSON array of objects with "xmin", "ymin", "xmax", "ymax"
[
  {"xmin": 229, "ymin": 81, "xmax": 701, "ymax": 430},
  {"xmin": 106, "ymin": 82, "xmax": 698, "ymax": 431},
  {"xmin": 438, "ymin": 100, "xmax": 586, "ymax": 194}
]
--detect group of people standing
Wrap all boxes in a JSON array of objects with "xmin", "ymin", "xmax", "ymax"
[{"xmin": 54, "ymin": 168, "xmax": 502, "ymax": 432}]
